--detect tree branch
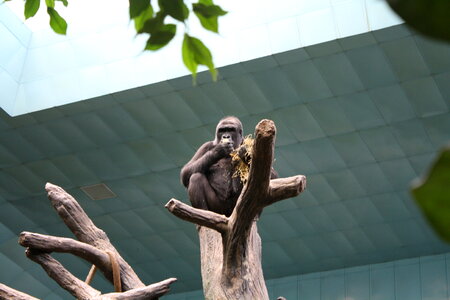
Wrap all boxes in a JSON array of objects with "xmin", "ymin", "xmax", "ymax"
[
  {"xmin": 19, "ymin": 232, "xmax": 111, "ymax": 274},
  {"xmin": 0, "ymin": 283, "xmax": 39, "ymax": 300},
  {"xmin": 225, "ymin": 120, "xmax": 276, "ymax": 266},
  {"xmin": 95, "ymin": 278, "xmax": 177, "ymax": 300},
  {"xmin": 45, "ymin": 183, "xmax": 144, "ymax": 290},
  {"xmin": 165, "ymin": 199, "xmax": 229, "ymax": 234},
  {"xmin": 26, "ymin": 249, "xmax": 101, "ymax": 299},
  {"xmin": 266, "ymin": 175, "xmax": 306, "ymax": 205}
]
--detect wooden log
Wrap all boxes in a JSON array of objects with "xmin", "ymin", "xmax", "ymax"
[
  {"xmin": 165, "ymin": 199, "xmax": 229, "ymax": 234},
  {"xmin": 198, "ymin": 224, "xmax": 268, "ymax": 300},
  {"xmin": 26, "ymin": 249, "xmax": 101, "ymax": 299},
  {"xmin": 95, "ymin": 278, "xmax": 177, "ymax": 300},
  {"xmin": 45, "ymin": 183, "xmax": 145, "ymax": 290},
  {"xmin": 12, "ymin": 184, "xmax": 177, "ymax": 299},
  {"xmin": 19, "ymin": 232, "xmax": 112, "ymax": 278},
  {"xmin": 0, "ymin": 283, "xmax": 40, "ymax": 300},
  {"xmin": 266, "ymin": 175, "xmax": 306, "ymax": 205}
]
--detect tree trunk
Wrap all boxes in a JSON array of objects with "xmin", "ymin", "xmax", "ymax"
[
  {"xmin": 199, "ymin": 224, "xmax": 268, "ymax": 300},
  {"xmin": 167, "ymin": 119, "xmax": 306, "ymax": 300}
]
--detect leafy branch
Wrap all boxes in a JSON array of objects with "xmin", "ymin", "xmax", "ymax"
[
  {"xmin": 23, "ymin": 0, "xmax": 68, "ymax": 34},
  {"xmin": 16, "ymin": 0, "xmax": 227, "ymax": 80}
]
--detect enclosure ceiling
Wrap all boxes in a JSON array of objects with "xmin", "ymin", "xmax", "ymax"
[{"xmin": 0, "ymin": 24, "xmax": 450, "ymax": 299}]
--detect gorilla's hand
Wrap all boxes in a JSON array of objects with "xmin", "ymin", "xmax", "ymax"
[
  {"xmin": 214, "ymin": 140, "xmax": 234, "ymax": 158},
  {"xmin": 237, "ymin": 145, "xmax": 251, "ymax": 164}
]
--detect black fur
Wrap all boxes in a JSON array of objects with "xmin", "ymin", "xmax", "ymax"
[{"xmin": 181, "ymin": 116, "xmax": 277, "ymax": 216}]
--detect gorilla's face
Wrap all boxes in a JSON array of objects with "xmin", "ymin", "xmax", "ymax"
[{"xmin": 214, "ymin": 117, "xmax": 243, "ymax": 149}]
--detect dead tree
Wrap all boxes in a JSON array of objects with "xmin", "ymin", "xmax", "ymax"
[
  {"xmin": 166, "ymin": 119, "xmax": 306, "ymax": 300},
  {"xmin": 0, "ymin": 183, "xmax": 176, "ymax": 300}
]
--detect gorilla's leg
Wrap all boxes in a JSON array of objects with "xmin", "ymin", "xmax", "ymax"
[{"xmin": 188, "ymin": 173, "xmax": 219, "ymax": 211}]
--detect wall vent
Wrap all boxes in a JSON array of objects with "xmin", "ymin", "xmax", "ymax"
[{"xmin": 81, "ymin": 183, "xmax": 116, "ymax": 200}]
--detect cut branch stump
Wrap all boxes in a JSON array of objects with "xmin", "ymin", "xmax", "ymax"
[
  {"xmin": 166, "ymin": 119, "xmax": 306, "ymax": 300},
  {"xmin": 0, "ymin": 183, "xmax": 176, "ymax": 300}
]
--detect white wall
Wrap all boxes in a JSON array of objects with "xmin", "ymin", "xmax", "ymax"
[{"xmin": 2, "ymin": 0, "xmax": 403, "ymax": 116}]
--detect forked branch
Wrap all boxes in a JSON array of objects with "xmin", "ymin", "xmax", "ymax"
[
  {"xmin": 166, "ymin": 119, "xmax": 306, "ymax": 278},
  {"xmin": 45, "ymin": 183, "xmax": 144, "ymax": 290},
  {"xmin": 26, "ymin": 249, "xmax": 101, "ymax": 299},
  {"xmin": 2, "ymin": 183, "xmax": 177, "ymax": 299},
  {"xmin": 19, "ymin": 232, "xmax": 111, "ymax": 275}
]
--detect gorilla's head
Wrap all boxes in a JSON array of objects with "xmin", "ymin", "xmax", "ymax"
[{"xmin": 214, "ymin": 116, "xmax": 243, "ymax": 149}]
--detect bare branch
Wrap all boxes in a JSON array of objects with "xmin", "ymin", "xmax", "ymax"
[
  {"xmin": 26, "ymin": 249, "xmax": 101, "ymax": 299},
  {"xmin": 266, "ymin": 175, "xmax": 306, "ymax": 205},
  {"xmin": 0, "ymin": 283, "xmax": 39, "ymax": 300},
  {"xmin": 45, "ymin": 182, "xmax": 144, "ymax": 290},
  {"xmin": 225, "ymin": 120, "xmax": 277, "ymax": 268},
  {"xmin": 19, "ymin": 232, "xmax": 111, "ymax": 272},
  {"xmin": 231, "ymin": 120, "xmax": 277, "ymax": 224},
  {"xmin": 95, "ymin": 278, "xmax": 177, "ymax": 300},
  {"xmin": 165, "ymin": 199, "xmax": 229, "ymax": 234}
]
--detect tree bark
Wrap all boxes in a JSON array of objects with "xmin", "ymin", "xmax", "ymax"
[
  {"xmin": 45, "ymin": 182, "xmax": 144, "ymax": 291},
  {"xmin": 95, "ymin": 278, "xmax": 177, "ymax": 300},
  {"xmin": 1, "ymin": 183, "xmax": 177, "ymax": 299},
  {"xmin": 26, "ymin": 249, "xmax": 102, "ymax": 299},
  {"xmin": 0, "ymin": 284, "xmax": 40, "ymax": 300},
  {"xmin": 166, "ymin": 119, "xmax": 306, "ymax": 300}
]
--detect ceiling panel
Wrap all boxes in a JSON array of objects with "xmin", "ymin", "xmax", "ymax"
[
  {"xmin": 313, "ymin": 53, "xmax": 364, "ymax": 96},
  {"xmin": 337, "ymin": 92, "xmax": 385, "ymax": 130},
  {"xmin": 359, "ymin": 126, "xmax": 405, "ymax": 161},
  {"xmin": 401, "ymin": 77, "xmax": 448, "ymax": 118},
  {"xmin": 330, "ymin": 132, "xmax": 376, "ymax": 167},
  {"xmin": 283, "ymin": 60, "xmax": 331, "ymax": 102},
  {"xmin": 307, "ymin": 97, "xmax": 355, "ymax": 135},
  {"xmin": 1, "ymin": 24, "xmax": 450, "ymax": 298}
]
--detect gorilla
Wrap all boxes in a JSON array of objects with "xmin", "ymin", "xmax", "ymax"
[{"xmin": 180, "ymin": 116, "xmax": 277, "ymax": 217}]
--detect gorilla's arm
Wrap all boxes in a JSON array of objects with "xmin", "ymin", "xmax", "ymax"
[{"xmin": 180, "ymin": 141, "xmax": 226, "ymax": 187}]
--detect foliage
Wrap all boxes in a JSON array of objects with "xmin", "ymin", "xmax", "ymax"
[
  {"xmin": 387, "ymin": 0, "xmax": 450, "ymax": 42},
  {"xmin": 412, "ymin": 147, "xmax": 450, "ymax": 242},
  {"xmin": 22, "ymin": 0, "xmax": 68, "ymax": 33},
  {"xmin": 182, "ymin": 34, "xmax": 216, "ymax": 81},
  {"xmin": 12, "ymin": 0, "xmax": 227, "ymax": 80}
]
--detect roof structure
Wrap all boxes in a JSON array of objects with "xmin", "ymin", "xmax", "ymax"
[{"xmin": 1, "ymin": 1, "xmax": 450, "ymax": 299}]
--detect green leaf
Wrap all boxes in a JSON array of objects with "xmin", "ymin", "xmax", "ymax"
[
  {"xmin": 158, "ymin": 0, "xmax": 189, "ymax": 22},
  {"xmin": 140, "ymin": 12, "xmax": 165, "ymax": 34},
  {"xmin": 133, "ymin": 5, "xmax": 154, "ymax": 32},
  {"xmin": 182, "ymin": 34, "xmax": 217, "ymax": 82},
  {"xmin": 412, "ymin": 146, "xmax": 450, "ymax": 242},
  {"xmin": 193, "ymin": 2, "xmax": 227, "ymax": 33},
  {"xmin": 24, "ymin": 0, "xmax": 40, "ymax": 19},
  {"xmin": 45, "ymin": 0, "xmax": 54, "ymax": 8},
  {"xmin": 387, "ymin": 0, "xmax": 450, "ymax": 42},
  {"xmin": 129, "ymin": 0, "xmax": 149, "ymax": 19},
  {"xmin": 193, "ymin": 2, "xmax": 227, "ymax": 18},
  {"xmin": 47, "ymin": 7, "xmax": 67, "ymax": 34},
  {"xmin": 194, "ymin": 12, "xmax": 218, "ymax": 33},
  {"xmin": 145, "ymin": 24, "xmax": 176, "ymax": 51},
  {"xmin": 56, "ymin": 0, "xmax": 68, "ymax": 7}
]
